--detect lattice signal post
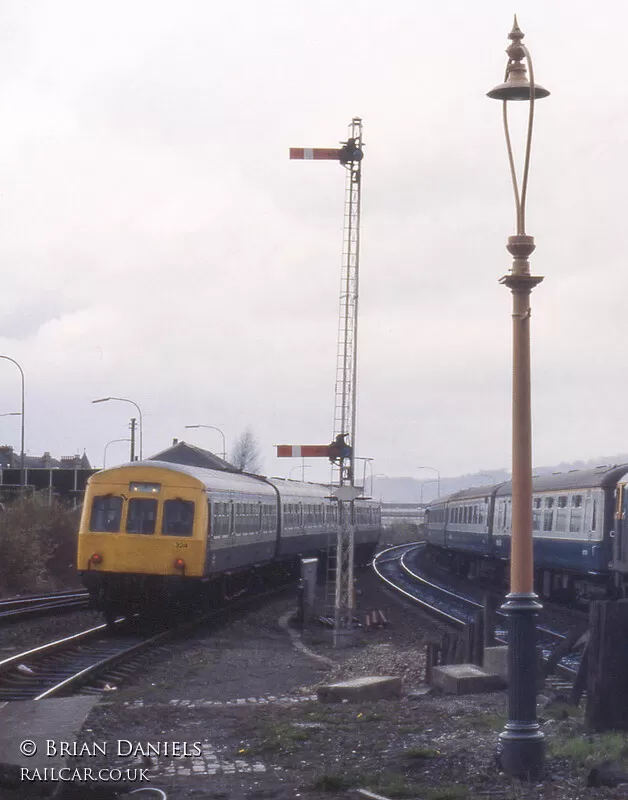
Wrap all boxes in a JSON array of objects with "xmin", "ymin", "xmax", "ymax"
[
  {"xmin": 289, "ymin": 118, "xmax": 364, "ymax": 490},
  {"xmin": 288, "ymin": 118, "xmax": 364, "ymax": 643}
]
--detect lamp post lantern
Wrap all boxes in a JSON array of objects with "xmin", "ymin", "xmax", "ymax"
[
  {"xmin": 0, "ymin": 356, "xmax": 25, "ymax": 487},
  {"xmin": 487, "ymin": 17, "xmax": 549, "ymax": 780}
]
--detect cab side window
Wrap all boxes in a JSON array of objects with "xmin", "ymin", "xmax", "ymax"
[
  {"xmin": 126, "ymin": 498, "xmax": 158, "ymax": 535},
  {"xmin": 163, "ymin": 499, "xmax": 194, "ymax": 536},
  {"xmin": 90, "ymin": 496, "xmax": 122, "ymax": 532}
]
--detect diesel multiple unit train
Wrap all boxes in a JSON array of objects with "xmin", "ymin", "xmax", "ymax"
[
  {"xmin": 425, "ymin": 464, "xmax": 628, "ymax": 599},
  {"xmin": 77, "ymin": 460, "xmax": 382, "ymax": 621}
]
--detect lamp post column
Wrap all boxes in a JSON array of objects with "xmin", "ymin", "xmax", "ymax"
[{"xmin": 500, "ymin": 242, "xmax": 544, "ymax": 779}]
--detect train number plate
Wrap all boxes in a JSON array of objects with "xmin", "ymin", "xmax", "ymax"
[{"xmin": 175, "ymin": 541, "xmax": 189, "ymax": 549}]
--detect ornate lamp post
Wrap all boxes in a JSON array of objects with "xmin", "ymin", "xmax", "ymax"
[
  {"xmin": 0, "ymin": 356, "xmax": 25, "ymax": 487},
  {"xmin": 487, "ymin": 17, "xmax": 549, "ymax": 779},
  {"xmin": 92, "ymin": 397, "xmax": 144, "ymax": 460}
]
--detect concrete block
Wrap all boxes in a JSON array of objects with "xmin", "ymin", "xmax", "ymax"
[
  {"xmin": 0, "ymin": 697, "xmax": 99, "ymax": 773},
  {"xmin": 317, "ymin": 675, "xmax": 402, "ymax": 703},
  {"xmin": 484, "ymin": 645, "xmax": 508, "ymax": 681},
  {"xmin": 431, "ymin": 663, "xmax": 506, "ymax": 695},
  {"xmin": 483, "ymin": 645, "xmax": 545, "ymax": 687}
]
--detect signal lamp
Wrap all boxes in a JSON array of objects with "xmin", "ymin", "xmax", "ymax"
[
  {"xmin": 91, "ymin": 553, "xmax": 103, "ymax": 565},
  {"xmin": 174, "ymin": 558, "xmax": 185, "ymax": 570}
]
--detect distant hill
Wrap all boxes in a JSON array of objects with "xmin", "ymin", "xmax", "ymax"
[{"xmin": 372, "ymin": 454, "xmax": 628, "ymax": 504}]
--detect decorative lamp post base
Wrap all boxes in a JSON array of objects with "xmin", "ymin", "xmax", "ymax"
[{"xmin": 498, "ymin": 592, "xmax": 545, "ymax": 780}]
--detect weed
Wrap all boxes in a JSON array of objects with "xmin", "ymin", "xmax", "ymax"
[
  {"xmin": 255, "ymin": 723, "xmax": 310, "ymax": 754},
  {"xmin": 404, "ymin": 746, "xmax": 440, "ymax": 760},
  {"xmin": 357, "ymin": 711, "xmax": 385, "ymax": 722}
]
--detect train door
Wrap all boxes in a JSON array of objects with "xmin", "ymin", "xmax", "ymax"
[{"xmin": 613, "ymin": 483, "xmax": 627, "ymax": 571}]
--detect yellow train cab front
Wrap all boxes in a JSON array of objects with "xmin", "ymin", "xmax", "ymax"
[{"xmin": 78, "ymin": 465, "xmax": 207, "ymax": 577}]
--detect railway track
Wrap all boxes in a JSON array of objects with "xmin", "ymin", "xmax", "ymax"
[
  {"xmin": 0, "ymin": 620, "xmax": 180, "ymax": 700},
  {"xmin": 0, "ymin": 581, "xmax": 297, "ymax": 701},
  {"xmin": 373, "ymin": 543, "xmax": 585, "ymax": 677},
  {"xmin": 0, "ymin": 589, "xmax": 90, "ymax": 622}
]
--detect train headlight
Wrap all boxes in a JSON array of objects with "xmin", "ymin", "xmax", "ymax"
[
  {"xmin": 91, "ymin": 553, "xmax": 103, "ymax": 565},
  {"xmin": 174, "ymin": 558, "xmax": 185, "ymax": 571}
]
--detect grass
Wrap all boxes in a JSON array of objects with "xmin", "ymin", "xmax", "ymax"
[
  {"xmin": 362, "ymin": 774, "xmax": 468, "ymax": 799},
  {"xmin": 463, "ymin": 711, "xmax": 508, "ymax": 730},
  {"xmin": 550, "ymin": 731, "xmax": 628, "ymax": 766},
  {"xmin": 544, "ymin": 701, "xmax": 582, "ymax": 721}
]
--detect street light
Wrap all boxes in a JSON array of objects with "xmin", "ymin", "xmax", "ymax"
[
  {"xmin": 353, "ymin": 456, "xmax": 374, "ymax": 495},
  {"xmin": 103, "ymin": 438, "xmax": 132, "ymax": 469},
  {"xmin": 0, "ymin": 356, "xmax": 25, "ymax": 487},
  {"xmin": 487, "ymin": 16, "xmax": 549, "ymax": 780},
  {"xmin": 184, "ymin": 425, "xmax": 226, "ymax": 460},
  {"xmin": 0, "ymin": 412, "xmax": 21, "ymax": 416},
  {"xmin": 417, "ymin": 466, "xmax": 440, "ymax": 499},
  {"xmin": 92, "ymin": 397, "xmax": 144, "ymax": 460},
  {"xmin": 290, "ymin": 464, "xmax": 311, "ymax": 480},
  {"xmin": 419, "ymin": 479, "xmax": 438, "ymax": 505}
]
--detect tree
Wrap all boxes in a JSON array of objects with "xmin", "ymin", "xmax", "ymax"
[{"xmin": 231, "ymin": 428, "xmax": 263, "ymax": 474}]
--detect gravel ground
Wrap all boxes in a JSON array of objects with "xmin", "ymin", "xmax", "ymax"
[
  {"xmin": 6, "ymin": 571, "xmax": 628, "ymax": 800},
  {"xmin": 0, "ymin": 607, "xmax": 105, "ymax": 655}
]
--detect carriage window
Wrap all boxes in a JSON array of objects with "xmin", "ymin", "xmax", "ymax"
[
  {"xmin": 163, "ymin": 499, "xmax": 194, "ymax": 536},
  {"xmin": 90, "ymin": 495, "xmax": 123, "ymax": 532},
  {"xmin": 570, "ymin": 495, "xmax": 584, "ymax": 534},
  {"xmin": 543, "ymin": 497, "xmax": 554, "ymax": 532},
  {"xmin": 213, "ymin": 502, "xmax": 230, "ymax": 538},
  {"xmin": 532, "ymin": 497, "xmax": 542, "ymax": 531},
  {"xmin": 126, "ymin": 498, "xmax": 158, "ymax": 534},
  {"xmin": 556, "ymin": 496, "xmax": 568, "ymax": 532}
]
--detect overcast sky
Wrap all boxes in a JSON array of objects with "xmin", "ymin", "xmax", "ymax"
[{"xmin": 0, "ymin": 1, "xmax": 624, "ymax": 485}]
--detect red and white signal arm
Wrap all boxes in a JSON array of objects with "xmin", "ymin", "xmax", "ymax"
[
  {"xmin": 289, "ymin": 148, "xmax": 343, "ymax": 161},
  {"xmin": 276, "ymin": 445, "xmax": 331, "ymax": 458}
]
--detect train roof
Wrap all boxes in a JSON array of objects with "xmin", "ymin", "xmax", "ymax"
[
  {"xmin": 495, "ymin": 464, "xmax": 628, "ymax": 495},
  {"xmin": 266, "ymin": 477, "xmax": 335, "ymax": 500},
  {"xmin": 427, "ymin": 464, "xmax": 628, "ymax": 508},
  {"xmin": 91, "ymin": 460, "xmax": 277, "ymax": 496}
]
